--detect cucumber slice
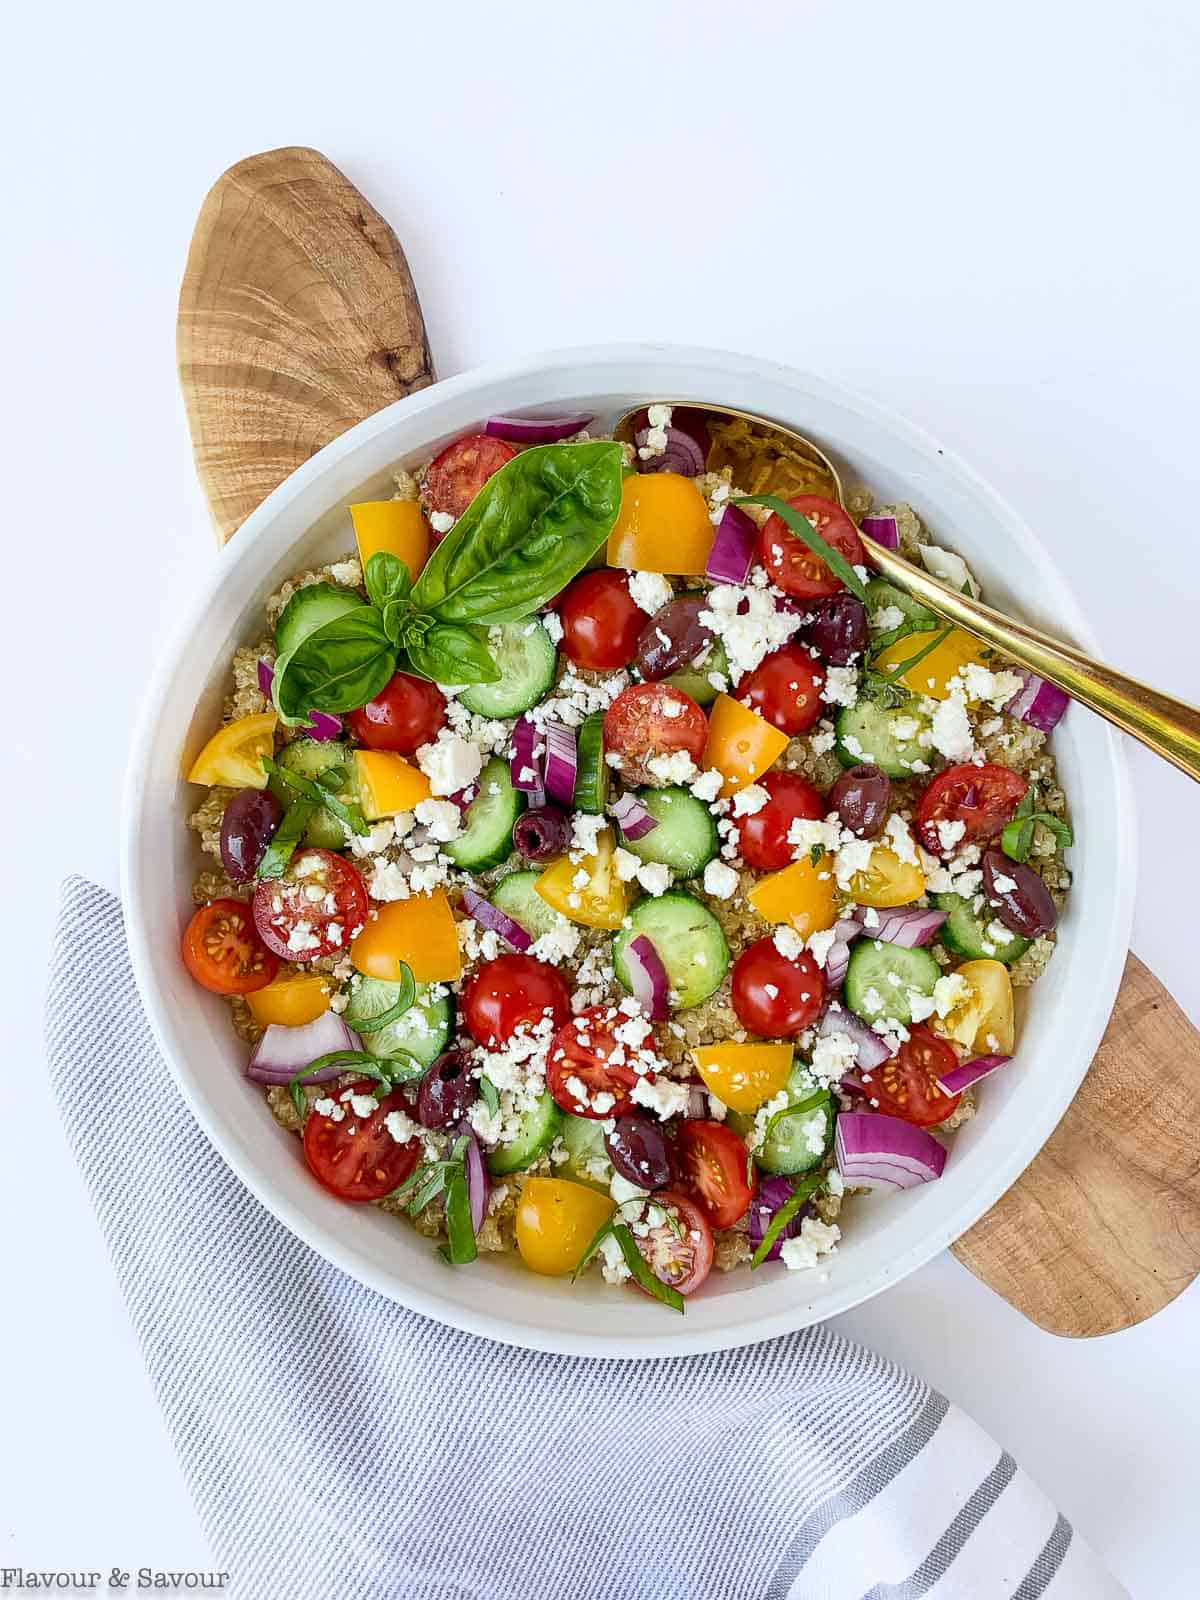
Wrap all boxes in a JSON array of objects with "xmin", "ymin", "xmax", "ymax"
[
  {"xmin": 560, "ymin": 1115, "xmax": 612, "ymax": 1184},
  {"xmin": 270, "ymin": 737, "xmax": 360, "ymax": 848},
  {"xmin": 574, "ymin": 713, "xmax": 608, "ymax": 814},
  {"xmin": 844, "ymin": 940, "xmax": 940, "ymax": 1027},
  {"xmin": 274, "ymin": 582, "xmax": 364, "ymax": 658},
  {"xmin": 728, "ymin": 1063, "xmax": 834, "ymax": 1176},
  {"xmin": 666, "ymin": 637, "xmax": 730, "ymax": 707},
  {"xmin": 443, "ymin": 757, "xmax": 524, "ymax": 871},
  {"xmin": 486, "ymin": 1091, "xmax": 563, "ymax": 1176},
  {"xmin": 341, "ymin": 975, "xmax": 413, "ymax": 1035},
  {"xmin": 459, "ymin": 621, "xmax": 558, "ymax": 718},
  {"xmin": 361, "ymin": 984, "xmax": 453, "ymax": 1075},
  {"xmin": 617, "ymin": 787, "xmax": 717, "ymax": 877},
  {"xmin": 491, "ymin": 870, "xmax": 567, "ymax": 940},
  {"xmin": 932, "ymin": 892, "xmax": 1031, "ymax": 965},
  {"xmin": 612, "ymin": 892, "xmax": 729, "ymax": 1009},
  {"xmin": 835, "ymin": 701, "xmax": 933, "ymax": 779},
  {"xmin": 864, "ymin": 578, "xmax": 937, "ymax": 631}
]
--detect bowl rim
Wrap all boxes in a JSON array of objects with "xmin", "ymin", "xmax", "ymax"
[{"xmin": 122, "ymin": 341, "xmax": 1135, "ymax": 1357}]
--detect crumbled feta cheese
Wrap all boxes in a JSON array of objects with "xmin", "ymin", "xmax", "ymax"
[
  {"xmin": 627, "ymin": 570, "xmax": 674, "ymax": 614},
  {"xmin": 597, "ymin": 1231, "xmax": 632, "ymax": 1284},
  {"xmin": 732, "ymin": 783, "xmax": 769, "ymax": 817},
  {"xmin": 930, "ymin": 697, "xmax": 976, "ymax": 762},
  {"xmin": 773, "ymin": 925, "xmax": 805, "ymax": 960},
  {"xmin": 919, "ymin": 543, "xmax": 978, "ymax": 597},
  {"xmin": 821, "ymin": 666, "xmax": 859, "ymax": 708},
  {"xmin": 932, "ymin": 972, "xmax": 971, "ymax": 1018},
  {"xmin": 806, "ymin": 927, "xmax": 838, "ymax": 969},
  {"xmin": 884, "ymin": 814, "xmax": 919, "ymax": 865},
  {"xmin": 313, "ymin": 1097, "xmax": 344, "ymax": 1121},
  {"xmin": 327, "ymin": 559, "xmax": 363, "ymax": 588},
  {"xmin": 630, "ymin": 1075, "xmax": 692, "ymax": 1120},
  {"xmin": 541, "ymin": 610, "xmax": 564, "ymax": 643},
  {"xmin": 811, "ymin": 1030, "xmax": 857, "ymax": 1087},
  {"xmin": 935, "ymin": 818, "xmax": 967, "ymax": 854},
  {"xmin": 429, "ymin": 510, "xmax": 456, "ymax": 535},
  {"xmin": 870, "ymin": 604, "xmax": 905, "ymax": 633},
  {"xmin": 414, "ymin": 797, "xmax": 463, "ymax": 843},
  {"xmin": 809, "ymin": 720, "xmax": 837, "ymax": 756},
  {"xmin": 698, "ymin": 583, "xmax": 797, "ymax": 682},
  {"xmin": 780, "ymin": 1217, "xmax": 841, "ymax": 1271},
  {"xmin": 610, "ymin": 1173, "xmax": 649, "ymax": 1206},
  {"xmin": 416, "ymin": 732, "xmax": 485, "ymax": 796},
  {"xmin": 702, "ymin": 859, "xmax": 739, "ymax": 899},
  {"xmin": 385, "ymin": 1109, "xmax": 421, "ymax": 1145},
  {"xmin": 613, "ymin": 846, "xmax": 643, "ymax": 883},
  {"xmin": 635, "ymin": 861, "xmax": 672, "ymax": 897},
  {"xmin": 690, "ymin": 768, "xmax": 724, "ymax": 802},
  {"xmin": 646, "ymin": 750, "xmax": 699, "ymax": 785}
]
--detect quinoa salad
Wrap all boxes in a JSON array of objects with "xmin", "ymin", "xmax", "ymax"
[{"xmin": 182, "ymin": 405, "xmax": 1073, "ymax": 1311}]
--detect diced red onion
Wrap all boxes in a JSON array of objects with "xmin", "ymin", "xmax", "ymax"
[
  {"xmin": 1004, "ymin": 670, "xmax": 1070, "ymax": 733},
  {"xmin": 459, "ymin": 1127, "xmax": 490, "ymax": 1233},
  {"xmin": 257, "ymin": 658, "xmax": 275, "ymax": 699},
  {"xmin": 681, "ymin": 1079, "xmax": 710, "ymax": 1119},
  {"xmin": 256, "ymin": 658, "xmax": 342, "ymax": 740},
  {"xmin": 484, "ymin": 412, "xmax": 593, "ymax": 444},
  {"xmin": 746, "ymin": 1176, "xmax": 810, "ymax": 1261},
  {"xmin": 246, "ymin": 1013, "xmax": 362, "ymax": 1085},
  {"xmin": 705, "ymin": 504, "xmax": 760, "ymax": 586},
  {"xmin": 622, "ymin": 934, "xmax": 670, "ymax": 1021},
  {"xmin": 860, "ymin": 515, "xmax": 899, "ymax": 551},
  {"xmin": 446, "ymin": 785, "xmax": 476, "ymax": 813},
  {"xmin": 634, "ymin": 425, "xmax": 707, "ymax": 477},
  {"xmin": 867, "ymin": 907, "xmax": 947, "ymax": 949},
  {"xmin": 460, "ymin": 887, "xmax": 533, "ymax": 953},
  {"xmin": 510, "ymin": 716, "xmax": 543, "ymax": 793},
  {"xmin": 938, "ymin": 1054, "xmax": 1013, "ymax": 1096},
  {"xmin": 542, "ymin": 721, "xmax": 578, "ymax": 806},
  {"xmin": 836, "ymin": 1111, "xmax": 947, "ymax": 1189},
  {"xmin": 823, "ymin": 914, "xmax": 863, "ymax": 988},
  {"xmin": 611, "ymin": 791, "xmax": 659, "ymax": 840},
  {"xmin": 817, "ymin": 1005, "xmax": 892, "ymax": 1070}
]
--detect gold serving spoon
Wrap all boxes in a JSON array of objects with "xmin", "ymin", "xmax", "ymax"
[{"xmin": 613, "ymin": 401, "xmax": 1200, "ymax": 784}]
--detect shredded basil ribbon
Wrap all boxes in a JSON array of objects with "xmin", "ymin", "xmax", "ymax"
[
  {"xmin": 573, "ymin": 1201, "xmax": 686, "ymax": 1314},
  {"xmin": 750, "ymin": 1170, "xmax": 827, "ymax": 1269},
  {"xmin": 733, "ymin": 494, "xmax": 868, "ymax": 601},
  {"xmin": 1001, "ymin": 787, "xmax": 1074, "ymax": 863}
]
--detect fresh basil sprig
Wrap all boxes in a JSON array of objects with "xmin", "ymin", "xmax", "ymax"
[
  {"xmin": 286, "ymin": 1048, "xmax": 424, "ymax": 1117},
  {"xmin": 733, "ymin": 494, "xmax": 868, "ymax": 601},
  {"xmin": 1001, "ymin": 789, "xmax": 1074, "ymax": 863},
  {"xmin": 750, "ymin": 1170, "xmax": 827, "ymax": 1269}
]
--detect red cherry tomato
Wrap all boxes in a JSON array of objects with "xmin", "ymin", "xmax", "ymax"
[
  {"xmin": 862, "ymin": 1026, "xmax": 962, "ymax": 1128},
  {"xmin": 675, "ymin": 1120, "xmax": 755, "ymax": 1229},
  {"xmin": 730, "ymin": 937, "xmax": 826, "ymax": 1038},
  {"xmin": 759, "ymin": 495, "xmax": 865, "ymax": 600},
  {"xmin": 182, "ymin": 899, "xmax": 278, "ymax": 995},
  {"xmin": 630, "ymin": 1190, "xmax": 714, "ymax": 1297},
  {"xmin": 420, "ymin": 433, "xmax": 517, "ymax": 525},
  {"xmin": 347, "ymin": 671, "xmax": 446, "ymax": 755},
  {"xmin": 557, "ymin": 570, "xmax": 645, "ymax": 671},
  {"xmin": 302, "ymin": 1080, "xmax": 422, "ymax": 1201},
  {"xmin": 461, "ymin": 954, "xmax": 572, "ymax": 1049},
  {"xmin": 602, "ymin": 683, "xmax": 708, "ymax": 786},
  {"xmin": 738, "ymin": 643, "xmax": 826, "ymax": 735},
  {"xmin": 546, "ymin": 1005, "xmax": 641, "ymax": 1119},
  {"xmin": 915, "ymin": 763, "xmax": 1029, "ymax": 856},
  {"xmin": 735, "ymin": 771, "xmax": 825, "ymax": 871},
  {"xmin": 251, "ymin": 849, "xmax": 369, "ymax": 964}
]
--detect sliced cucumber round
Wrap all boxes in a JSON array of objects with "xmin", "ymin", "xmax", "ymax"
[
  {"xmin": 864, "ymin": 577, "xmax": 937, "ymax": 631},
  {"xmin": 486, "ymin": 1091, "xmax": 563, "ymax": 1176},
  {"xmin": 443, "ymin": 756, "xmax": 524, "ymax": 871},
  {"xmin": 617, "ymin": 787, "xmax": 717, "ymax": 877},
  {"xmin": 342, "ymin": 975, "xmax": 414, "ymax": 1035},
  {"xmin": 361, "ymin": 983, "xmax": 453, "ymax": 1075},
  {"xmin": 274, "ymin": 582, "xmax": 364, "ymax": 658},
  {"xmin": 560, "ymin": 1115, "xmax": 612, "ymax": 1185},
  {"xmin": 844, "ymin": 939, "xmax": 940, "ymax": 1027},
  {"xmin": 835, "ymin": 701, "xmax": 933, "ymax": 779},
  {"xmin": 666, "ymin": 637, "xmax": 730, "ymax": 707},
  {"xmin": 459, "ymin": 620, "xmax": 558, "ymax": 718},
  {"xmin": 932, "ymin": 891, "xmax": 1031, "ymax": 965},
  {"xmin": 612, "ymin": 892, "xmax": 729, "ymax": 1009},
  {"xmin": 727, "ymin": 1063, "xmax": 834, "ymax": 1176},
  {"xmin": 491, "ymin": 870, "xmax": 567, "ymax": 941},
  {"xmin": 574, "ymin": 713, "xmax": 608, "ymax": 814},
  {"xmin": 269, "ymin": 737, "xmax": 360, "ymax": 849}
]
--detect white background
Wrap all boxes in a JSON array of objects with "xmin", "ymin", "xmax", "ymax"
[{"xmin": 3, "ymin": 0, "xmax": 1198, "ymax": 1592}]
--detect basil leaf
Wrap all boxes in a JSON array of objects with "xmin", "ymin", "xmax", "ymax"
[
  {"xmin": 365, "ymin": 552, "xmax": 412, "ymax": 611},
  {"xmin": 734, "ymin": 494, "xmax": 868, "ymax": 601},
  {"xmin": 406, "ymin": 622, "xmax": 500, "ymax": 686},
  {"xmin": 760, "ymin": 1090, "xmax": 831, "ymax": 1149},
  {"xmin": 750, "ymin": 1171, "xmax": 826, "ymax": 1269},
  {"xmin": 341, "ymin": 969, "xmax": 417, "ymax": 1034},
  {"xmin": 255, "ymin": 797, "xmax": 318, "ymax": 880},
  {"xmin": 409, "ymin": 1165, "xmax": 450, "ymax": 1216},
  {"xmin": 382, "ymin": 598, "xmax": 417, "ymax": 647},
  {"xmin": 262, "ymin": 757, "xmax": 369, "ymax": 838},
  {"xmin": 479, "ymin": 1076, "xmax": 500, "ymax": 1116},
  {"xmin": 612, "ymin": 1223, "xmax": 684, "ymax": 1314},
  {"xmin": 286, "ymin": 1050, "xmax": 388, "ymax": 1118},
  {"xmin": 412, "ymin": 442, "xmax": 624, "ymax": 625},
  {"xmin": 440, "ymin": 1169, "xmax": 478, "ymax": 1265},
  {"xmin": 876, "ymin": 624, "xmax": 953, "ymax": 685},
  {"xmin": 1002, "ymin": 809, "xmax": 1073, "ymax": 863},
  {"xmin": 1040, "ymin": 816, "xmax": 1074, "ymax": 848},
  {"xmin": 571, "ymin": 1216, "xmax": 617, "ymax": 1283},
  {"xmin": 275, "ymin": 607, "xmax": 397, "ymax": 717}
]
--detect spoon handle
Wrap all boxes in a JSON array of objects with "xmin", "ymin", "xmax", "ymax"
[{"xmin": 861, "ymin": 535, "xmax": 1200, "ymax": 784}]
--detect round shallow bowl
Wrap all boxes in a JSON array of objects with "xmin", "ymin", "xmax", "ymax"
[{"xmin": 123, "ymin": 344, "xmax": 1134, "ymax": 1357}]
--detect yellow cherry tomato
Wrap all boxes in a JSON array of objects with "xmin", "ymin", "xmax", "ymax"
[
  {"xmin": 535, "ymin": 826, "xmax": 629, "ymax": 930},
  {"xmin": 515, "ymin": 1178, "xmax": 616, "ymax": 1276},
  {"xmin": 846, "ymin": 846, "xmax": 926, "ymax": 908},
  {"xmin": 350, "ymin": 499, "xmax": 431, "ymax": 578},
  {"xmin": 692, "ymin": 1042, "xmax": 795, "ymax": 1114},
  {"xmin": 186, "ymin": 712, "xmax": 277, "ymax": 789},
  {"xmin": 930, "ymin": 959, "xmax": 1015, "ymax": 1053},
  {"xmin": 245, "ymin": 972, "xmax": 332, "ymax": 1027},
  {"xmin": 351, "ymin": 891, "xmax": 462, "ymax": 983},
  {"xmin": 353, "ymin": 750, "xmax": 432, "ymax": 820},
  {"xmin": 703, "ymin": 694, "xmax": 790, "ymax": 796},
  {"xmin": 871, "ymin": 627, "xmax": 991, "ymax": 701},
  {"xmin": 607, "ymin": 473, "xmax": 715, "ymax": 574},
  {"xmin": 746, "ymin": 856, "xmax": 838, "ymax": 938}
]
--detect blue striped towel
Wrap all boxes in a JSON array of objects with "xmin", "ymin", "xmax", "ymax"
[{"xmin": 45, "ymin": 879, "xmax": 1124, "ymax": 1600}]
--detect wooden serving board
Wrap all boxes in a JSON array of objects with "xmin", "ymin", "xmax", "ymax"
[{"xmin": 177, "ymin": 147, "xmax": 1200, "ymax": 1337}]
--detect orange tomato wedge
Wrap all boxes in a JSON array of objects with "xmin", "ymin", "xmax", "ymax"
[
  {"xmin": 353, "ymin": 750, "xmax": 432, "ymax": 820},
  {"xmin": 186, "ymin": 712, "xmax": 277, "ymax": 789},
  {"xmin": 606, "ymin": 473, "xmax": 715, "ymax": 574},
  {"xmin": 351, "ymin": 891, "xmax": 461, "ymax": 983},
  {"xmin": 516, "ymin": 1178, "xmax": 616, "ymax": 1276},
  {"xmin": 871, "ymin": 626, "xmax": 991, "ymax": 700},
  {"xmin": 350, "ymin": 499, "xmax": 431, "ymax": 578},
  {"xmin": 692, "ymin": 1042, "xmax": 795, "ymax": 1114},
  {"xmin": 846, "ymin": 847, "xmax": 926, "ymax": 907},
  {"xmin": 535, "ymin": 827, "xmax": 628, "ymax": 930},
  {"xmin": 746, "ymin": 857, "xmax": 838, "ymax": 938},
  {"xmin": 245, "ymin": 973, "xmax": 332, "ymax": 1028},
  {"xmin": 703, "ymin": 694, "xmax": 790, "ymax": 795}
]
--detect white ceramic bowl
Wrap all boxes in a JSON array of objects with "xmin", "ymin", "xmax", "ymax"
[{"xmin": 123, "ymin": 344, "xmax": 1135, "ymax": 1357}]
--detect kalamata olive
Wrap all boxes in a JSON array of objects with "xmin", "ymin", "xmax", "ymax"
[
  {"xmin": 633, "ymin": 596, "xmax": 713, "ymax": 680},
  {"xmin": 806, "ymin": 593, "xmax": 868, "ymax": 664},
  {"xmin": 416, "ymin": 1050, "xmax": 478, "ymax": 1130},
  {"xmin": 219, "ymin": 788, "xmax": 284, "ymax": 882},
  {"xmin": 605, "ymin": 1113, "xmax": 675, "ymax": 1190},
  {"xmin": 827, "ymin": 765, "xmax": 891, "ymax": 838},
  {"xmin": 981, "ymin": 850, "xmax": 1058, "ymax": 939},
  {"xmin": 513, "ymin": 804, "xmax": 570, "ymax": 863}
]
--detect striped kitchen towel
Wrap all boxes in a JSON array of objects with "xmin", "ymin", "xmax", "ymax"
[{"xmin": 45, "ymin": 878, "xmax": 1124, "ymax": 1600}]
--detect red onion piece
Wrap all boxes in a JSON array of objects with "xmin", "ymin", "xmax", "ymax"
[
  {"xmin": 938, "ymin": 1053, "xmax": 1013, "ymax": 1096},
  {"xmin": 611, "ymin": 791, "xmax": 659, "ymax": 840},
  {"xmin": 485, "ymin": 412, "xmax": 593, "ymax": 444},
  {"xmin": 634, "ymin": 425, "xmax": 707, "ymax": 477},
  {"xmin": 256, "ymin": 658, "xmax": 342, "ymax": 740},
  {"xmin": 746, "ymin": 1176, "xmax": 811, "ymax": 1262},
  {"xmin": 460, "ymin": 887, "xmax": 533, "ymax": 953},
  {"xmin": 459, "ymin": 1127, "xmax": 491, "ymax": 1233},
  {"xmin": 817, "ymin": 1005, "xmax": 892, "ymax": 1071},
  {"xmin": 867, "ymin": 906, "xmax": 948, "ymax": 949},
  {"xmin": 822, "ymin": 914, "xmax": 863, "ymax": 988},
  {"xmin": 246, "ymin": 1013, "xmax": 362, "ymax": 1085},
  {"xmin": 1004, "ymin": 670, "xmax": 1070, "ymax": 733},
  {"xmin": 257, "ymin": 658, "xmax": 275, "ymax": 699},
  {"xmin": 542, "ymin": 721, "xmax": 578, "ymax": 806},
  {"xmin": 510, "ymin": 716, "xmax": 543, "ymax": 793},
  {"xmin": 446, "ymin": 785, "xmax": 476, "ymax": 813},
  {"xmin": 704, "ymin": 504, "xmax": 759, "ymax": 586},
  {"xmin": 835, "ymin": 1110, "xmax": 947, "ymax": 1190},
  {"xmin": 681, "ymin": 1079, "xmax": 710, "ymax": 1119},
  {"xmin": 622, "ymin": 934, "xmax": 670, "ymax": 1021},
  {"xmin": 860, "ymin": 515, "xmax": 900, "ymax": 551}
]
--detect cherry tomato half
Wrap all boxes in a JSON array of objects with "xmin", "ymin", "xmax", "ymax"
[
  {"xmin": 251, "ymin": 849, "xmax": 369, "ymax": 964},
  {"xmin": 915, "ymin": 763, "xmax": 1029, "ymax": 856},
  {"xmin": 731, "ymin": 937, "xmax": 826, "ymax": 1038},
  {"xmin": 738, "ymin": 643, "xmax": 826, "ymax": 736},
  {"xmin": 461, "ymin": 954, "xmax": 571, "ymax": 1049},
  {"xmin": 675, "ymin": 1120, "xmax": 755, "ymax": 1229},
  {"xmin": 182, "ymin": 899, "xmax": 278, "ymax": 995},
  {"xmin": 420, "ymin": 433, "xmax": 517, "ymax": 524},
  {"xmin": 603, "ymin": 683, "xmax": 708, "ymax": 786},
  {"xmin": 347, "ymin": 670, "xmax": 446, "ymax": 755},
  {"xmin": 557, "ymin": 570, "xmax": 645, "ymax": 671},
  {"xmin": 302, "ymin": 1081, "xmax": 421, "ymax": 1201},
  {"xmin": 630, "ymin": 1190, "xmax": 713, "ymax": 1297},
  {"xmin": 861, "ymin": 1026, "xmax": 962, "ymax": 1128},
  {"xmin": 546, "ymin": 1005, "xmax": 641, "ymax": 1119},
  {"xmin": 759, "ymin": 494, "xmax": 865, "ymax": 600},
  {"xmin": 735, "ymin": 770, "xmax": 824, "ymax": 871}
]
